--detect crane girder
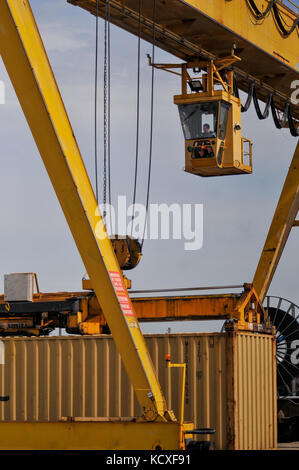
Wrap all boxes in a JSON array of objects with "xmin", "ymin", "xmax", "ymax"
[{"xmin": 68, "ymin": 0, "xmax": 299, "ymax": 121}]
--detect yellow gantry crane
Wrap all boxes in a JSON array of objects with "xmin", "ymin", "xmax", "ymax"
[
  {"xmin": 0, "ymin": 0, "xmax": 195, "ymax": 449},
  {"xmin": 0, "ymin": 0, "xmax": 297, "ymax": 449}
]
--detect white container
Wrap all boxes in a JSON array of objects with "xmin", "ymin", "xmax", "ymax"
[{"xmin": 4, "ymin": 273, "xmax": 34, "ymax": 302}]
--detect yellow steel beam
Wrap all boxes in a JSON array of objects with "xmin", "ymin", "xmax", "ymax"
[
  {"xmin": 183, "ymin": 0, "xmax": 298, "ymax": 71},
  {"xmin": 253, "ymin": 141, "xmax": 299, "ymax": 302},
  {"xmin": 0, "ymin": 291, "xmax": 255, "ymax": 321},
  {"xmin": 68, "ymin": 0, "xmax": 299, "ymax": 118},
  {"xmin": 0, "ymin": 419, "xmax": 192, "ymax": 450},
  {"xmin": 132, "ymin": 294, "xmax": 240, "ymax": 321},
  {"xmin": 0, "ymin": 0, "xmax": 170, "ymax": 421},
  {"xmin": 0, "ymin": 291, "xmax": 239, "ymax": 320}
]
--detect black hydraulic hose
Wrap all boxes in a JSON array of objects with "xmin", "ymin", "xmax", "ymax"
[
  {"xmin": 253, "ymin": 87, "xmax": 272, "ymax": 120},
  {"xmin": 241, "ymin": 81, "xmax": 255, "ymax": 112},
  {"xmin": 272, "ymin": 3, "xmax": 299, "ymax": 37},
  {"xmin": 234, "ymin": 75, "xmax": 298, "ymax": 136},
  {"xmin": 246, "ymin": 0, "xmax": 299, "ymax": 37},
  {"xmin": 270, "ymin": 96, "xmax": 289, "ymax": 129},
  {"xmin": 247, "ymin": 0, "xmax": 277, "ymax": 20},
  {"xmin": 233, "ymin": 77, "xmax": 254, "ymax": 112},
  {"xmin": 233, "ymin": 75, "xmax": 240, "ymax": 99},
  {"xmin": 288, "ymin": 106, "xmax": 299, "ymax": 137}
]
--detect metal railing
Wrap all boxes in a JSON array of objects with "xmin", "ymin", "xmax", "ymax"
[{"xmin": 241, "ymin": 137, "xmax": 253, "ymax": 168}]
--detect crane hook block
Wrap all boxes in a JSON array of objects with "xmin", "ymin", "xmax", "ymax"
[{"xmin": 111, "ymin": 235, "xmax": 142, "ymax": 270}]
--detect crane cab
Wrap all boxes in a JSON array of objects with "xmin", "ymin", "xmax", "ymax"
[{"xmin": 175, "ymin": 90, "xmax": 252, "ymax": 177}]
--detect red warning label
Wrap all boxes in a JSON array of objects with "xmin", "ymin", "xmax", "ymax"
[
  {"xmin": 109, "ymin": 271, "xmax": 135, "ymax": 317},
  {"xmin": 109, "ymin": 271, "xmax": 126, "ymax": 293}
]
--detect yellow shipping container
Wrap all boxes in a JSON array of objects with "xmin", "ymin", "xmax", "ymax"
[{"xmin": 0, "ymin": 331, "xmax": 277, "ymax": 450}]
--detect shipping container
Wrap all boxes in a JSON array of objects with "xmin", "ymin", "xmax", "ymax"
[{"xmin": 0, "ymin": 331, "xmax": 276, "ymax": 450}]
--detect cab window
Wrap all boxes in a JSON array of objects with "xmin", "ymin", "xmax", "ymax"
[
  {"xmin": 178, "ymin": 102, "xmax": 218, "ymax": 140},
  {"xmin": 218, "ymin": 102, "xmax": 230, "ymax": 140}
]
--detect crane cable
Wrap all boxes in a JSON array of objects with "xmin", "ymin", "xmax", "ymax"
[
  {"xmin": 103, "ymin": 0, "xmax": 112, "ymax": 225},
  {"xmin": 246, "ymin": 0, "xmax": 299, "ymax": 37},
  {"xmin": 130, "ymin": 0, "xmax": 142, "ymax": 237},
  {"xmin": 141, "ymin": 0, "xmax": 156, "ymax": 249},
  {"xmin": 94, "ymin": 0, "xmax": 100, "ymax": 203},
  {"xmin": 233, "ymin": 76, "xmax": 299, "ymax": 136}
]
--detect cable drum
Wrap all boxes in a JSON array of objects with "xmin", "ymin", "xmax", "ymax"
[{"xmin": 265, "ymin": 296, "xmax": 299, "ymax": 396}]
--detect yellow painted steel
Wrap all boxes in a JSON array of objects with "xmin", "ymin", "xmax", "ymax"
[
  {"xmin": 132, "ymin": 294, "xmax": 240, "ymax": 320},
  {"xmin": 166, "ymin": 360, "xmax": 186, "ymax": 426},
  {"xmin": 0, "ymin": 288, "xmax": 270, "ymax": 333},
  {"xmin": 253, "ymin": 141, "xmax": 299, "ymax": 302},
  {"xmin": 185, "ymin": 0, "xmax": 298, "ymax": 70},
  {"xmin": 167, "ymin": 55, "xmax": 253, "ymax": 177},
  {"xmin": 0, "ymin": 419, "xmax": 192, "ymax": 450},
  {"xmin": 0, "ymin": 0, "xmax": 172, "ymax": 422},
  {"xmin": 68, "ymin": 0, "xmax": 299, "ymax": 118}
]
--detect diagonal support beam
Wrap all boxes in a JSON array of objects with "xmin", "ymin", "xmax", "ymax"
[
  {"xmin": 0, "ymin": 0, "xmax": 169, "ymax": 421},
  {"xmin": 253, "ymin": 142, "xmax": 299, "ymax": 302}
]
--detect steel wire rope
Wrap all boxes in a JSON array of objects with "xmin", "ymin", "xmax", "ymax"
[
  {"xmin": 103, "ymin": 0, "xmax": 112, "ymax": 229},
  {"xmin": 94, "ymin": 0, "xmax": 100, "ymax": 203},
  {"xmin": 140, "ymin": 0, "xmax": 156, "ymax": 249},
  {"xmin": 107, "ymin": 1, "xmax": 112, "ymax": 230},
  {"xmin": 103, "ymin": 4, "xmax": 108, "ymax": 212},
  {"xmin": 130, "ymin": 0, "xmax": 143, "ymax": 238}
]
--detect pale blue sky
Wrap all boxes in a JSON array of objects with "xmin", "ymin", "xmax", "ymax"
[{"xmin": 0, "ymin": 1, "xmax": 298, "ymax": 334}]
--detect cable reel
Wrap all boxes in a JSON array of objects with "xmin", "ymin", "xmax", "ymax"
[{"xmin": 265, "ymin": 297, "xmax": 299, "ymax": 396}]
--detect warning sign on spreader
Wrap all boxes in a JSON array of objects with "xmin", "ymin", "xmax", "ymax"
[{"xmin": 109, "ymin": 271, "xmax": 135, "ymax": 317}]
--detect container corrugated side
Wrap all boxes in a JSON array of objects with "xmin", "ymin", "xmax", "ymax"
[{"xmin": 0, "ymin": 332, "xmax": 276, "ymax": 449}]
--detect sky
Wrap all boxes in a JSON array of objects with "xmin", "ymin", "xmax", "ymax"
[{"xmin": 0, "ymin": 1, "xmax": 298, "ymax": 334}]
